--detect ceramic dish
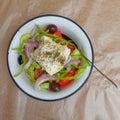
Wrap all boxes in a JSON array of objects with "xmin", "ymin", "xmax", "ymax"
[{"xmin": 7, "ymin": 14, "xmax": 94, "ymax": 101}]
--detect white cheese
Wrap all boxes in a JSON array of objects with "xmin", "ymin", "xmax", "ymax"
[{"xmin": 32, "ymin": 36, "xmax": 70, "ymax": 75}]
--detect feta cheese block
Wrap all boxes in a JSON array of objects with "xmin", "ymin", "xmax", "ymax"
[{"xmin": 32, "ymin": 36, "xmax": 70, "ymax": 75}]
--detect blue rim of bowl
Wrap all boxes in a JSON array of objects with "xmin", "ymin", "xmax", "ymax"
[{"xmin": 7, "ymin": 14, "xmax": 94, "ymax": 102}]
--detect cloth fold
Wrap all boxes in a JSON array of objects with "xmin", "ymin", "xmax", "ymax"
[{"xmin": 0, "ymin": 0, "xmax": 120, "ymax": 120}]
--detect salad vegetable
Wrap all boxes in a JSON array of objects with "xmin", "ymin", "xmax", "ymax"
[{"xmin": 12, "ymin": 24, "xmax": 90, "ymax": 92}]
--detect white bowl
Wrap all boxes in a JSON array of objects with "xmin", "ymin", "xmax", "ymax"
[{"xmin": 7, "ymin": 14, "xmax": 94, "ymax": 101}]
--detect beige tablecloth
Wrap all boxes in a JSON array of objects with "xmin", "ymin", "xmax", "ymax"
[{"xmin": 0, "ymin": 0, "xmax": 120, "ymax": 120}]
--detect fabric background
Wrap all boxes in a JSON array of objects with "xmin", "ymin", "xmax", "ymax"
[{"xmin": 0, "ymin": 0, "xmax": 120, "ymax": 120}]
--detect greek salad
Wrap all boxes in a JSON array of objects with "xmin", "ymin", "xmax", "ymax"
[{"xmin": 12, "ymin": 24, "xmax": 90, "ymax": 92}]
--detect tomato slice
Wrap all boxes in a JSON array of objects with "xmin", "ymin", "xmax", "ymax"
[
  {"xmin": 48, "ymin": 29, "xmax": 62, "ymax": 38},
  {"xmin": 34, "ymin": 68, "xmax": 43, "ymax": 80},
  {"xmin": 58, "ymin": 80, "xmax": 73, "ymax": 86},
  {"xmin": 67, "ymin": 45, "xmax": 75, "ymax": 53},
  {"xmin": 54, "ymin": 29, "xmax": 62, "ymax": 37},
  {"xmin": 58, "ymin": 68, "xmax": 78, "ymax": 86},
  {"xmin": 65, "ymin": 68, "xmax": 78, "ymax": 77}
]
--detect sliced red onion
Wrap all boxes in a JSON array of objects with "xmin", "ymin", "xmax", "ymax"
[
  {"xmin": 34, "ymin": 74, "xmax": 56, "ymax": 90},
  {"xmin": 27, "ymin": 40, "xmax": 39, "ymax": 48},
  {"xmin": 65, "ymin": 59, "xmax": 80, "ymax": 72},
  {"xmin": 24, "ymin": 58, "xmax": 32, "ymax": 69},
  {"xmin": 31, "ymin": 25, "xmax": 37, "ymax": 38},
  {"xmin": 23, "ymin": 40, "xmax": 39, "ymax": 60},
  {"xmin": 23, "ymin": 47, "xmax": 30, "ymax": 60},
  {"xmin": 65, "ymin": 59, "xmax": 80, "ymax": 67},
  {"xmin": 65, "ymin": 56, "xmax": 71, "ymax": 65}
]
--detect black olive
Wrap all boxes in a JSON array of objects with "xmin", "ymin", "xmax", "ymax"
[
  {"xmin": 49, "ymin": 82, "xmax": 61, "ymax": 92},
  {"xmin": 47, "ymin": 24, "xmax": 57, "ymax": 33},
  {"xmin": 18, "ymin": 55, "xmax": 23, "ymax": 65}
]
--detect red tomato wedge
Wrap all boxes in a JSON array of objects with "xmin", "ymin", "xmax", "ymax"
[
  {"xmin": 58, "ymin": 68, "xmax": 78, "ymax": 86},
  {"xmin": 54, "ymin": 29, "xmax": 62, "ymax": 37},
  {"xmin": 59, "ymin": 80, "xmax": 73, "ymax": 86},
  {"xmin": 48, "ymin": 29, "xmax": 62, "ymax": 38},
  {"xmin": 67, "ymin": 45, "xmax": 75, "ymax": 53},
  {"xmin": 65, "ymin": 68, "xmax": 78, "ymax": 77},
  {"xmin": 34, "ymin": 68, "xmax": 43, "ymax": 80}
]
